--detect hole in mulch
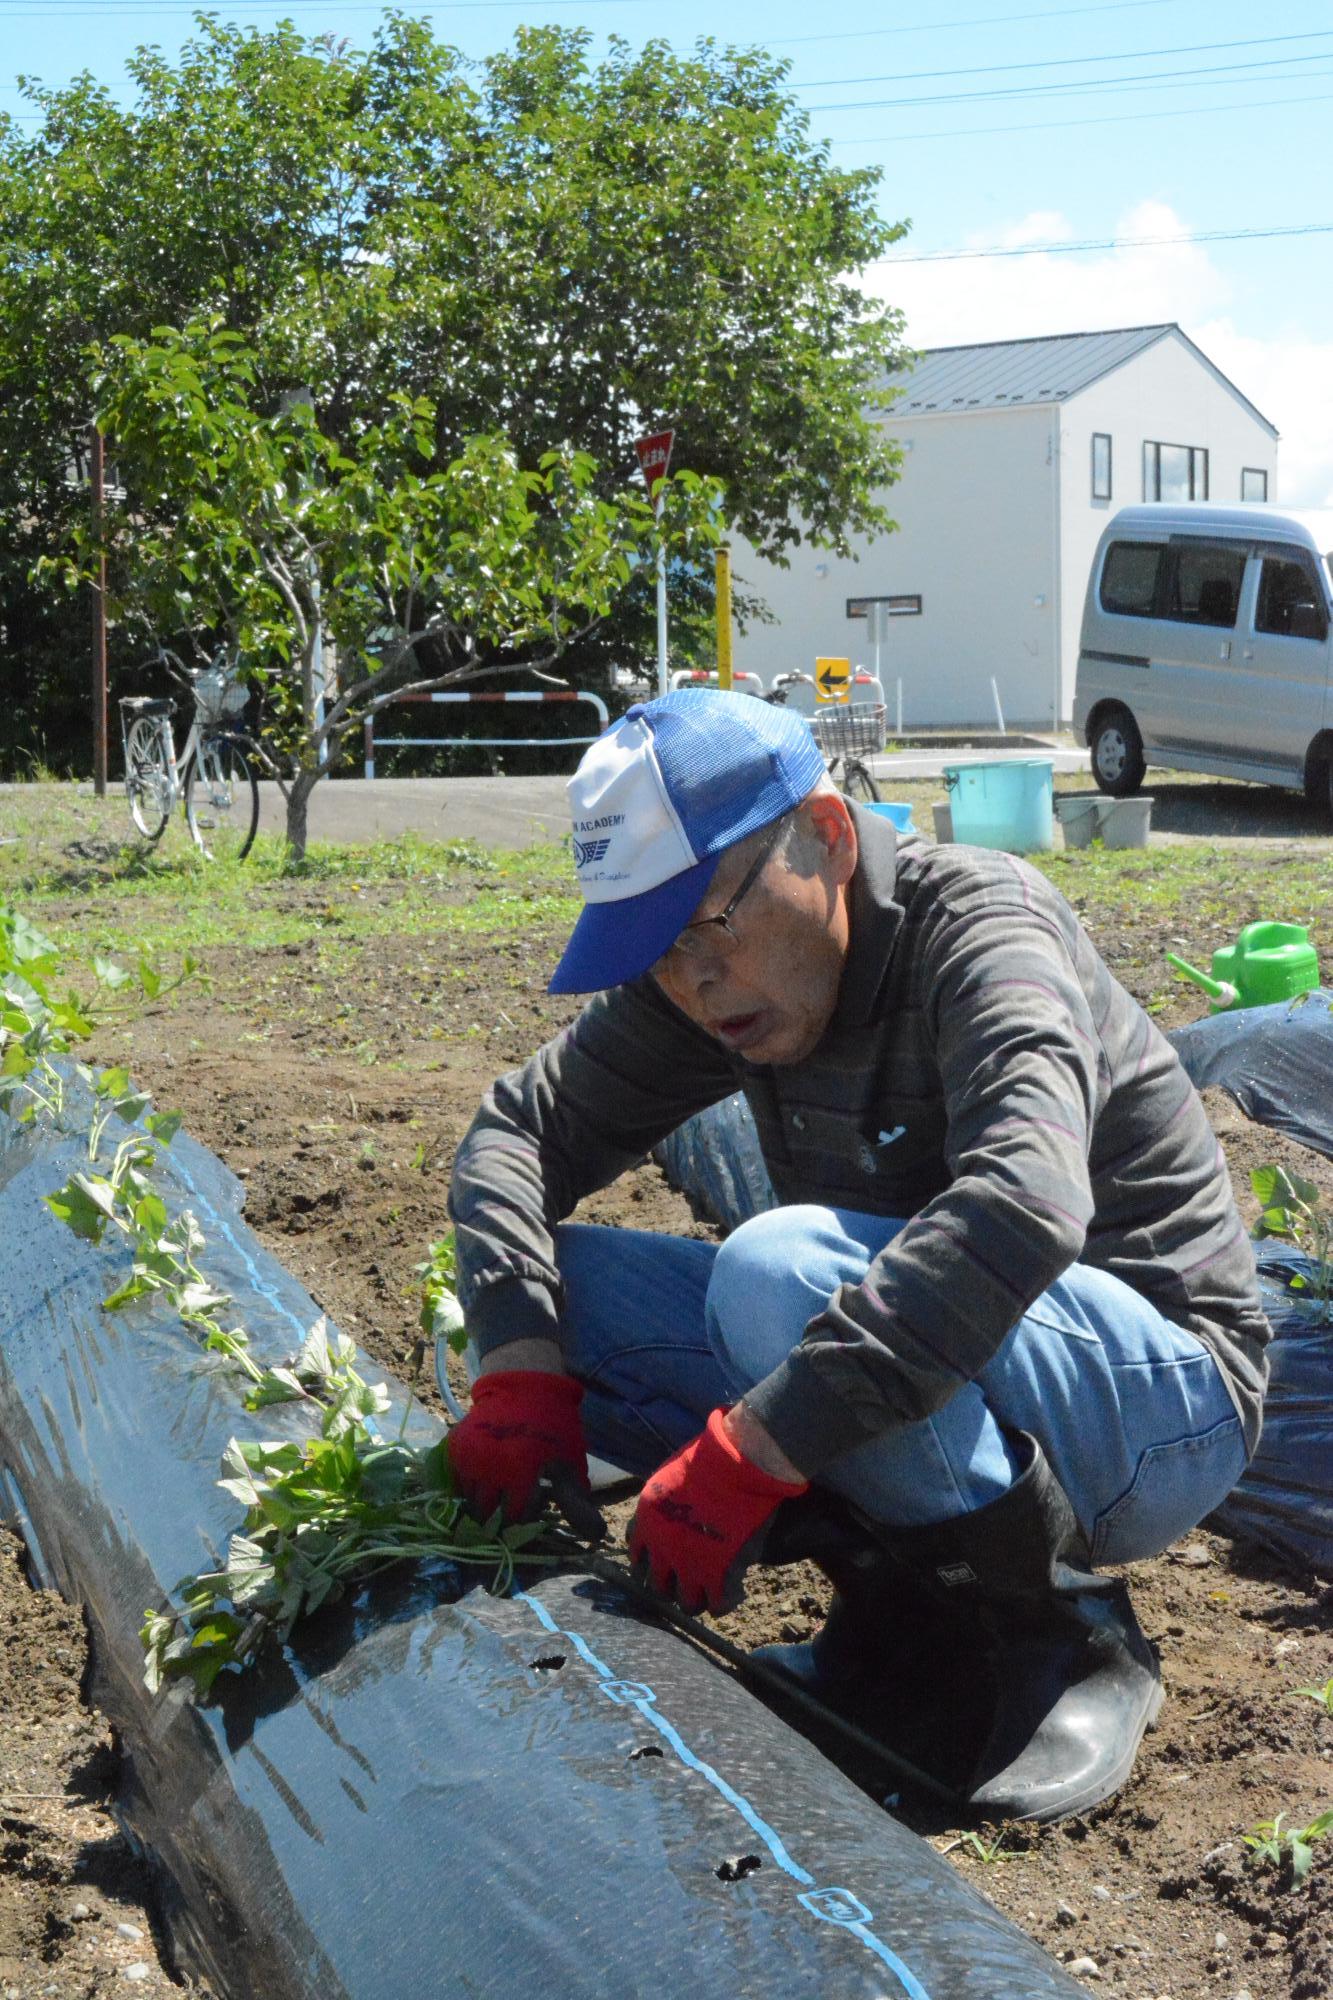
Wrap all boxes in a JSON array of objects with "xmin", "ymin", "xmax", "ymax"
[
  {"xmin": 716, "ymin": 1854, "xmax": 763, "ymax": 1883},
  {"xmin": 628, "ymin": 1745, "xmax": 665, "ymax": 1763},
  {"xmin": 529, "ymin": 1653, "xmax": 567, "ymax": 1673}
]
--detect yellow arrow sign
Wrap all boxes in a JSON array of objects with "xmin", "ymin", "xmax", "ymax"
[{"xmin": 815, "ymin": 657, "xmax": 851, "ymax": 704}]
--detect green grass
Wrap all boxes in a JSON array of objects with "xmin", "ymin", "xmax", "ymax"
[
  {"xmin": 1, "ymin": 777, "xmax": 1328, "ymax": 988},
  {"xmin": 0, "ymin": 789, "xmax": 577, "ymax": 959},
  {"xmin": 1034, "ymin": 844, "xmax": 1333, "ymax": 925}
]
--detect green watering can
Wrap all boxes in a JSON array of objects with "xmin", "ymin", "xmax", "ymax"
[{"xmin": 1167, "ymin": 921, "xmax": 1320, "ymax": 1013}]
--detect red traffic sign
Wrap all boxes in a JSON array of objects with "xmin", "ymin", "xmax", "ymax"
[{"xmin": 635, "ymin": 430, "xmax": 674, "ymax": 496}]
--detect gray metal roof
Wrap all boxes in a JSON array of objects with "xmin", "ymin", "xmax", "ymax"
[
  {"xmin": 886, "ymin": 325, "xmax": 1172, "ymax": 413},
  {"xmin": 883, "ymin": 324, "xmax": 1279, "ymax": 434}
]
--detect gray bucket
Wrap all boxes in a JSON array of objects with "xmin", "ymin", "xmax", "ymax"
[
  {"xmin": 1099, "ymin": 796, "xmax": 1154, "ymax": 848},
  {"xmin": 1053, "ymin": 794, "xmax": 1101, "ymax": 849},
  {"xmin": 1054, "ymin": 794, "xmax": 1155, "ymax": 850},
  {"xmin": 931, "ymin": 800, "xmax": 953, "ymax": 843}
]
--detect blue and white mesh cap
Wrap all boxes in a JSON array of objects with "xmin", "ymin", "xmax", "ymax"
[{"xmin": 549, "ymin": 688, "xmax": 826, "ymax": 994}]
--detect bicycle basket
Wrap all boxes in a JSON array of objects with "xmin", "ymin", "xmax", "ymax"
[
  {"xmin": 811, "ymin": 702, "xmax": 885, "ymax": 758},
  {"xmin": 193, "ymin": 667, "xmax": 249, "ymax": 726}
]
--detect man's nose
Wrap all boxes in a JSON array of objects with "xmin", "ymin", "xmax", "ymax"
[{"xmin": 665, "ymin": 950, "xmax": 724, "ymax": 1012}]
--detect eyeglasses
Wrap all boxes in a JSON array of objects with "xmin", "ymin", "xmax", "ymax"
[{"xmin": 659, "ymin": 815, "xmax": 789, "ymax": 968}]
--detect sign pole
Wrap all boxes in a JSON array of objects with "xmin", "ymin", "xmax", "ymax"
[
  {"xmin": 715, "ymin": 544, "xmax": 733, "ymax": 690},
  {"xmin": 634, "ymin": 430, "xmax": 675, "ymax": 701},
  {"xmin": 655, "ymin": 491, "xmax": 668, "ymax": 698}
]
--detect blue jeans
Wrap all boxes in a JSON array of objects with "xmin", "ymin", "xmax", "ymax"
[{"xmin": 553, "ymin": 1206, "xmax": 1248, "ymax": 1567}]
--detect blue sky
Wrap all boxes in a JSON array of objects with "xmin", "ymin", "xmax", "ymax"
[{"xmin": 4, "ymin": 0, "xmax": 1331, "ymax": 498}]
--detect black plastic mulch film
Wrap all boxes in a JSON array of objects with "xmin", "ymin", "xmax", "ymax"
[{"xmin": 0, "ymin": 1072, "xmax": 1086, "ymax": 2000}]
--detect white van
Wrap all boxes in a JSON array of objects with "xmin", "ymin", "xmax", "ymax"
[{"xmin": 1072, "ymin": 504, "xmax": 1333, "ymax": 813}]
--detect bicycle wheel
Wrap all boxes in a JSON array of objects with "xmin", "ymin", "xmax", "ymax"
[
  {"xmin": 185, "ymin": 736, "xmax": 259, "ymax": 862},
  {"xmin": 124, "ymin": 717, "xmax": 173, "ymax": 843},
  {"xmin": 842, "ymin": 757, "xmax": 881, "ymax": 804}
]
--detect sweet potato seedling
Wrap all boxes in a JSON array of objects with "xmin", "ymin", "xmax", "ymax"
[
  {"xmin": 1291, "ymin": 1679, "xmax": 1333, "ymax": 1715},
  {"xmin": 419, "ymin": 1231, "xmax": 468, "ymax": 1355},
  {"xmin": 1241, "ymin": 1809, "xmax": 1333, "ymax": 1890},
  {"xmin": 1250, "ymin": 1164, "xmax": 1333, "ymax": 1318}
]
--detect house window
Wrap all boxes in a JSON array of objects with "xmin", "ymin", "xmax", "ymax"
[
  {"xmin": 846, "ymin": 595, "xmax": 922, "ymax": 619},
  {"xmin": 1241, "ymin": 467, "xmax": 1269, "ymax": 502},
  {"xmin": 1091, "ymin": 433, "xmax": 1112, "ymax": 501},
  {"xmin": 1142, "ymin": 441, "xmax": 1208, "ymax": 503}
]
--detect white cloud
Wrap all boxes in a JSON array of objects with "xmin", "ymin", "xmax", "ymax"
[{"xmin": 863, "ymin": 200, "xmax": 1333, "ymax": 507}]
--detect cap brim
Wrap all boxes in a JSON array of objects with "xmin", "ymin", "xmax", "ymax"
[{"xmin": 548, "ymin": 852, "xmax": 719, "ymax": 994}]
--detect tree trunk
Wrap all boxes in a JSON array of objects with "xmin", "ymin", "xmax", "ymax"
[{"xmin": 284, "ymin": 767, "xmax": 321, "ymax": 863}]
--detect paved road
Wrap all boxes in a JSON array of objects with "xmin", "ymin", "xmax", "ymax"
[{"xmin": 251, "ymin": 745, "xmax": 1092, "ymax": 849}]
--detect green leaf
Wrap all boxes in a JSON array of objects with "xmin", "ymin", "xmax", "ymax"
[
  {"xmin": 178, "ymin": 1281, "xmax": 232, "ymax": 1319},
  {"xmin": 145, "ymin": 1109, "xmax": 183, "ymax": 1146},
  {"xmin": 243, "ymin": 1366, "xmax": 308, "ymax": 1410},
  {"xmin": 44, "ymin": 1174, "xmax": 117, "ymax": 1243},
  {"xmin": 103, "ymin": 1274, "xmax": 155, "ymax": 1312},
  {"xmin": 132, "ymin": 1192, "xmax": 169, "ymax": 1237}
]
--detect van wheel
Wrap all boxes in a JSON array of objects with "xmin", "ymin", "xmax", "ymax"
[
  {"xmin": 1090, "ymin": 707, "xmax": 1146, "ymax": 797},
  {"xmin": 1303, "ymin": 747, "xmax": 1333, "ymax": 819}
]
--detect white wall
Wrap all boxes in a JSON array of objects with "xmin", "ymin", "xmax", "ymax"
[
  {"xmin": 732, "ymin": 331, "xmax": 1279, "ymax": 728},
  {"xmin": 1057, "ymin": 333, "xmax": 1279, "ymax": 718},
  {"xmin": 732, "ymin": 403, "xmax": 1059, "ymax": 728}
]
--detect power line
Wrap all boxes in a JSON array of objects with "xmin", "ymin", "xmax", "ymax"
[
  {"xmin": 771, "ymin": 0, "xmax": 1196, "ymax": 47},
  {"xmin": 805, "ymin": 49, "xmax": 1333, "ymax": 113},
  {"xmin": 794, "ymin": 27, "xmax": 1333, "ymax": 93},
  {"xmin": 826, "ymin": 84, "xmax": 1333, "ymax": 146},
  {"xmin": 882, "ymin": 222, "xmax": 1333, "ymax": 263}
]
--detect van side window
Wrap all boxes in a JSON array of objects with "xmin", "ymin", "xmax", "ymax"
[
  {"xmin": 1165, "ymin": 545, "xmax": 1245, "ymax": 628},
  {"xmin": 1099, "ymin": 542, "xmax": 1161, "ymax": 617},
  {"xmin": 1256, "ymin": 557, "xmax": 1330, "ymax": 642}
]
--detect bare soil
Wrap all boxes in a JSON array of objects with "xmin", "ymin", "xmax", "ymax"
[{"xmin": 2, "ymin": 858, "xmax": 1332, "ymax": 1999}]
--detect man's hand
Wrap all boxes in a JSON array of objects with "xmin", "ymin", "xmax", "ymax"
[
  {"xmin": 447, "ymin": 1370, "xmax": 591, "ymax": 1524},
  {"xmin": 627, "ymin": 1407, "xmax": 808, "ymax": 1615}
]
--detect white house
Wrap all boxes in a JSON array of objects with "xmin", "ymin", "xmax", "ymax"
[{"xmin": 731, "ymin": 324, "xmax": 1280, "ymax": 728}]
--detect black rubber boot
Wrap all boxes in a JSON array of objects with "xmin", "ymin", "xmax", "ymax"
[
  {"xmin": 880, "ymin": 1431, "xmax": 1163, "ymax": 1823},
  {"xmin": 751, "ymin": 1495, "xmax": 994, "ymax": 1796}
]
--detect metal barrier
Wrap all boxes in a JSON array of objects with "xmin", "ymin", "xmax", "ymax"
[
  {"xmin": 363, "ymin": 687, "xmax": 609, "ymax": 779},
  {"xmin": 668, "ymin": 669, "xmax": 766, "ymax": 697}
]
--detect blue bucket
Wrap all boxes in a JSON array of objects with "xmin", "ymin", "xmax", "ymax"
[
  {"xmin": 943, "ymin": 759, "xmax": 1054, "ymax": 854},
  {"xmin": 864, "ymin": 801, "xmax": 918, "ymax": 836}
]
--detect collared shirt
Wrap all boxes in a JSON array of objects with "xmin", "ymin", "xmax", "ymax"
[{"xmin": 449, "ymin": 808, "xmax": 1269, "ymax": 1473}]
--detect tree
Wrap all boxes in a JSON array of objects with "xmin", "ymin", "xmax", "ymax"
[
  {"xmin": 0, "ymin": 19, "xmax": 909, "ymax": 768},
  {"xmin": 80, "ymin": 320, "xmax": 718, "ymax": 857}
]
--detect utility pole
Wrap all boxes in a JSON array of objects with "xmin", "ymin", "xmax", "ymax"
[{"xmin": 89, "ymin": 424, "xmax": 108, "ymax": 797}]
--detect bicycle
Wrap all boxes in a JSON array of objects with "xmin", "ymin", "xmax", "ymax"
[
  {"xmin": 765, "ymin": 675, "xmax": 883, "ymax": 803},
  {"xmin": 119, "ymin": 649, "xmax": 261, "ymax": 862}
]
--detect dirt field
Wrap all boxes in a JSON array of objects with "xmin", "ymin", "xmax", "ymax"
[{"xmin": 1, "ymin": 789, "xmax": 1331, "ymax": 1998}]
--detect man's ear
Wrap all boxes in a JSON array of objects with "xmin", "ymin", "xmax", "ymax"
[{"xmin": 805, "ymin": 791, "xmax": 858, "ymax": 885}]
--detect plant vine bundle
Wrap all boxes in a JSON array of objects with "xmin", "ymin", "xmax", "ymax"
[{"xmin": 2, "ymin": 902, "xmax": 539, "ymax": 1699}]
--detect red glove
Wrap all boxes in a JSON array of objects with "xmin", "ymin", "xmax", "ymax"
[
  {"xmin": 448, "ymin": 1370, "xmax": 590, "ymax": 1523},
  {"xmin": 628, "ymin": 1408, "xmax": 808, "ymax": 1615}
]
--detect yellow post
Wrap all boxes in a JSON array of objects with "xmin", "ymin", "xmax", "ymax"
[{"xmin": 715, "ymin": 544, "xmax": 733, "ymax": 690}]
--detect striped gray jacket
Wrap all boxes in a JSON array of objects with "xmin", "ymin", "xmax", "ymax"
[{"xmin": 449, "ymin": 809, "xmax": 1269, "ymax": 1474}]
